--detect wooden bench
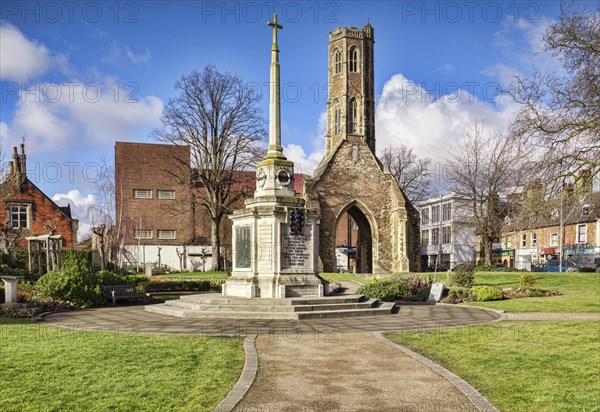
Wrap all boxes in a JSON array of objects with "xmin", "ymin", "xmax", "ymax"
[{"xmin": 102, "ymin": 285, "xmax": 147, "ymax": 305}]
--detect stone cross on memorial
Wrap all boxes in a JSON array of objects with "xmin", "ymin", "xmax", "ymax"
[{"xmin": 266, "ymin": 14, "xmax": 284, "ymax": 159}]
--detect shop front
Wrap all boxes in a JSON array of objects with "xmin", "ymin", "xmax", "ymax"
[{"xmin": 476, "ymin": 249, "xmax": 515, "ymax": 267}]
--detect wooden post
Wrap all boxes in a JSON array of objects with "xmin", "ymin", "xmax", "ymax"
[{"xmin": 27, "ymin": 239, "xmax": 32, "ymax": 272}]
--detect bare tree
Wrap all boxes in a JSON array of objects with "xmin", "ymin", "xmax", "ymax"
[
  {"xmin": 510, "ymin": 3, "xmax": 600, "ymax": 187},
  {"xmin": 87, "ymin": 158, "xmax": 124, "ymax": 270},
  {"xmin": 446, "ymin": 125, "xmax": 526, "ymax": 265},
  {"xmin": 380, "ymin": 144, "xmax": 433, "ymax": 203},
  {"xmin": 153, "ymin": 65, "xmax": 267, "ymax": 270}
]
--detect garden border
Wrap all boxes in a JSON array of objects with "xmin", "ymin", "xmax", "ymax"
[{"xmin": 213, "ymin": 335, "xmax": 258, "ymax": 412}]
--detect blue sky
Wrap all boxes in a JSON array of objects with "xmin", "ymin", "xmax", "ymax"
[{"xmin": 1, "ymin": 1, "xmax": 594, "ymax": 237}]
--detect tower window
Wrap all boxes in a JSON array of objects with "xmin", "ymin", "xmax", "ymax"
[
  {"xmin": 334, "ymin": 49, "xmax": 341, "ymax": 74},
  {"xmin": 349, "ymin": 47, "xmax": 358, "ymax": 73},
  {"xmin": 334, "ymin": 107, "xmax": 341, "ymax": 134},
  {"xmin": 348, "ymin": 99, "xmax": 357, "ymax": 133}
]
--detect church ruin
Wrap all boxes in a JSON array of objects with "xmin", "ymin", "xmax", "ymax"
[{"xmin": 305, "ymin": 24, "xmax": 421, "ymax": 273}]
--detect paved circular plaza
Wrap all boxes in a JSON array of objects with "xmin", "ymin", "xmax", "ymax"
[{"xmin": 41, "ymin": 302, "xmax": 502, "ymax": 336}]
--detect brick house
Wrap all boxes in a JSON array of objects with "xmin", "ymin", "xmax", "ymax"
[
  {"xmin": 115, "ymin": 141, "xmax": 305, "ymax": 271},
  {"xmin": 0, "ymin": 144, "xmax": 79, "ymax": 270}
]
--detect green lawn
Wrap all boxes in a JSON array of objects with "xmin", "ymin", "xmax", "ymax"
[
  {"xmin": 156, "ymin": 271, "xmax": 229, "ymax": 280},
  {"xmin": 0, "ymin": 318, "xmax": 244, "ymax": 412},
  {"xmin": 320, "ymin": 272, "xmax": 369, "ymax": 285},
  {"xmin": 464, "ymin": 272, "xmax": 600, "ymax": 313},
  {"xmin": 386, "ymin": 321, "xmax": 600, "ymax": 412}
]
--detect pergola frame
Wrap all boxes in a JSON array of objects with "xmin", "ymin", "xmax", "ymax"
[{"xmin": 26, "ymin": 234, "xmax": 63, "ymax": 274}]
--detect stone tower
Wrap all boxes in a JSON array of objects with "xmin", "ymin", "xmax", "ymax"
[
  {"xmin": 326, "ymin": 24, "xmax": 375, "ymax": 153},
  {"xmin": 305, "ymin": 24, "xmax": 420, "ymax": 274}
]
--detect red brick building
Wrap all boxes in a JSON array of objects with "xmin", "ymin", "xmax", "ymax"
[
  {"xmin": 115, "ymin": 142, "xmax": 193, "ymax": 246},
  {"xmin": 0, "ymin": 144, "xmax": 79, "ymax": 256}
]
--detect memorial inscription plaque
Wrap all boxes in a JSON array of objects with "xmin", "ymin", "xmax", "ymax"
[
  {"xmin": 281, "ymin": 222, "xmax": 311, "ymax": 269},
  {"xmin": 235, "ymin": 226, "xmax": 251, "ymax": 268}
]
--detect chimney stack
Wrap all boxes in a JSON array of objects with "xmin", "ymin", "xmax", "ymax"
[
  {"xmin": 19, "ymin": 143, "xmax": 26, "ymax": 178},
  {"xmin": 8, "ymin": 161, "xmax": 14, "ymax": 175},
  {"xmin": 12, "ymin": 146, "xmax": 21, "ymax": 186}
]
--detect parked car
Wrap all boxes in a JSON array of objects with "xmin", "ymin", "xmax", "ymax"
[
  {"xmin": 546, "ymin": 259, "xmax": 580, "ymax": 272},
  {"xmin": 531, "ymin": 263, "xmax": 546, "ymax": 272}
]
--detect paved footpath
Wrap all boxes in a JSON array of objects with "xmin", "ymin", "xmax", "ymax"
[{"xmin": 234, "ymin": 332, "xmax": 474, "ymax": 412}]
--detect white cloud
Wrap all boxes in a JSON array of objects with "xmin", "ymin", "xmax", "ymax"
[
  {"xmin": 285, "ymin": 143, "xmax": 325, "ymax": 175},
  {"xmin": 52, "ymin": 190, "xmax": 96, "ymax": 240},
  {"xmin": 0, "ymin": 122, "xmax": 8, "ymax": 145},
  {"xmin": 284, "ymin": 111, "xmax": 327, "ymax": 175},
  {"xmin": 125, "ymin": 47, "xmax": 152, "ymax": 64},
  {"xmin": 0, "ymin": 24, "xmax": 51, "ymax": 82},
  {"xmin": 4, "ymin": 80, "xmax": 163, "ymax": 154},
  {"xmin": 485, "ymin": 16, "xmax": 556, "ymax": 86},
  {"xmin": 375, "ymin": 73, "xmax": 519, "ymax": 176},
  {"xmin": 438, "ymin": 63, "xmax": 454, "ymax": 73},
  {"xmin": 481, "ymin": 63, "xmax": 523, "ymax": 87},
  {"xmin": 53, "ymin": 190, "xmax": 96, "ymax": 208}
]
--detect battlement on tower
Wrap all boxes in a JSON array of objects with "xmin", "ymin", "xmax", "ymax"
[{"xmin": 329, "ymin": 24, "xmax": 374, "ymax": 42}]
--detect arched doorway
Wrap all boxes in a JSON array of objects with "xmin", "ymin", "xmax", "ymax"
[{"xmin": 334, "ymin": 204, "xmax": 373, "ymax": 273}]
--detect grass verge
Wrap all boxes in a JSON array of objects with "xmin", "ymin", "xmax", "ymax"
[
  {"xmin": 320, "ymin": 273, "xmax": 369, "ymax": 285},
  {"xmin": 465, "ymin": 272, "xmax": 600, "ymax": 312},
  {"xmin": 0, "ymin": 318, "xmax": 244, "ymax": 412},
  {"xmin": 385, "ymin": 321, "xmax": 600, "ymax": 412}
]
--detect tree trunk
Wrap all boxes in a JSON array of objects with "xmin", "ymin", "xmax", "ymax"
[
  {"xmin": 483, "ymin": 238, "xmax": 493, "ymax": 266},
  {"xmin": 190, "ymin": 191, "xmax": 197, "ymax": 241},
  {"xmin": 211, "ymin": 215, "xmax": 221, "ymax": 271}
]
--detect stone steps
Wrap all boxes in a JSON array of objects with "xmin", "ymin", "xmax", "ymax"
[
  {"xmin": 145, "ymin": 293, "xmax": 395, "ymax": 320},
  {"xmin": 177, "ymin": 294, "xmax": 365, "ymax": 306},
  {"xmin": 164, "ymin": 299, "xmax": 377, "ymax": 313}
]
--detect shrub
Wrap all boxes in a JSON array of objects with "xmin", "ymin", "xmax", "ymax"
[
  {"xmin": 144, "ymin": 280, "xmax": 215, "ymax": 293},
  {"xmin": 446, "ymin": 287, "xmax": 471, "ymax": 302},
  {"xmin": 447, "ymin": 268, "xmax": 474, "ymax": 288},
  {"xmin": 470, "ymin": 285, "xmax": 504, "ymax": 302},
  {"xmin": 35, "ymin": 267, "xmax": 102, "ymax": 308},
  {"xmin": 474, "ymin": 264, "xmax": 496, "ymax": 272},
  {"xmin": 357, "ymin": 279, "xmax": 412, "ymax": 301},
  {"xmin": 60, "ymin": 249, "xmax": 93, "ymax": 272},
  {"xmin": 97, "ymin": 270, "xmax": 147, "ymax": 286},
  {"xmin": 474, "ymin": 264, "xmax": 526, "ymax": 273},
  {"xmin": 0, "ymin": 264, "xmax": 29, "ymax": 278},
  {"xmin": 414, "ymin": 287, "xmax": 431, "ymax": 301},
  {"xmin": 519, "ymin": 273, "xmax": 538, "ymax": 289},
  {"xmin": 524, "ymin": 288, "xmax": 544, "ymax": 297},
  {"xmin": 17, "ymin": 281, "xmax": 36, "ymax": 302},
  {"xmin": 402, "ymin": 275, "xmax": 433, "ymax": 302},
  {"xmin": 578, "ymin": 267, "xmax": 595, "ymax": 273},
  {"xmin": 452, "ymin": 263, "xmax": 473, "ymax": 272}
]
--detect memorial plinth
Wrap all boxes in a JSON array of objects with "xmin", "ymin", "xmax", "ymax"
[{"xmin": 222, "ymin": 13, "xmax": 325, "ymax": 299}]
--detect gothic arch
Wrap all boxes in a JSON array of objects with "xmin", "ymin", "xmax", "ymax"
[
  {"xmin": 333, "ymin": 199, "xmax": 379, "ymax": 273},
  {"xmin": 333, "ymin": 48, "xmax": 342, "ymax": 74},
  {"xmin": 348, "ymin": 46, "xmax": 359, "ymax": 72}
]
